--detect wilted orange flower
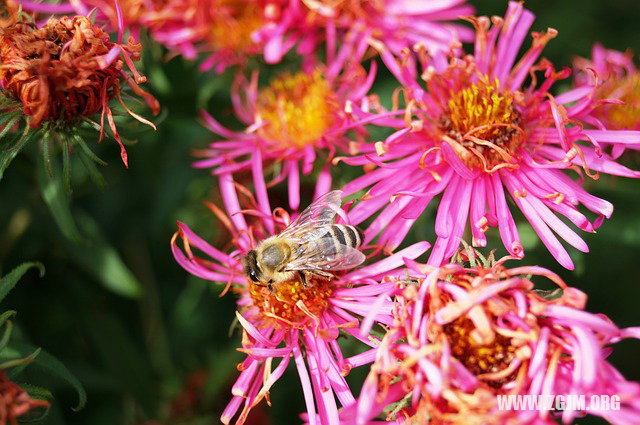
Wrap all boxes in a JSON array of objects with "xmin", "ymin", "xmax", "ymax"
[
  {"xmin": 0, "ymin": 370, "xmax": 49, "ymax": 425},
  {"xmin": 0, "ymin": 15, "xmax": 159, "ymax": 166},
  {"xmin": 0, "ymin": 1, "xmax": 21, "ymax": 29}
]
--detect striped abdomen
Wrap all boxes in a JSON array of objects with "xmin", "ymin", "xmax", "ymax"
[{"xmin": 319, "ymin": 224, "xmax": 363, "ymax": 256}]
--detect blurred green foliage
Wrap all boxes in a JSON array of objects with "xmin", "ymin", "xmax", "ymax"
[{"xmin": 0, "ymin": 1, "xmax": 639, "ymax": 425}]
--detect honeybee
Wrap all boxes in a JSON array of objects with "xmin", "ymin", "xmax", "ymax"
[{"xmin": 242, "ymin": 190, "xmax": 366, "ymax": 291}]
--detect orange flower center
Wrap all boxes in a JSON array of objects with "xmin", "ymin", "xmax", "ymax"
[
  {"xmin": 256, "ymin": 71, "xmax": 338, "ymax": 149},
  {"xmin": 443, "ymin": 317, "xmax": 516, "ymax": 387},
  {"xmin": 596, "ymin": 73, "xmax": 640, "ymax": 130},
  {"xmin": 208, "ymin": 0, "xmax": 263, "ymax": 52},
  {"xmin": 438, "ymin": 78, "xmax": 524, "ymax": 172},
  {"xmin": 249, "ymin": 274, "xmax": 334, "ymax": 327}
]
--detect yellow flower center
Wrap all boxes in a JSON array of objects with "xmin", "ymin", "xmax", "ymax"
[
  {"xmin": 208, "ymin": 0, "xmax": 263, "ymax": 51},
  {"xmin": 596, "ymin": 73, "xmax": 640, "ymax": 130},
  {"xmin": 438, "ymin": 78, "xmax": 524, "ymax": 172},
  {"xmin": 443, "ymin": 317, "xmax": 516, "ymax": 387},
  {"xmin": 256, "ymin": 71, "xmax": 339, "ymax": 149},
  {"xmin": 249, "ymin": 275, "xmax": 334, "ymax": 327}
]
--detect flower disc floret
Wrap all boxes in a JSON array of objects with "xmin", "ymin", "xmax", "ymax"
[
  {"xmin": 256, "ymin": 71, "xmax": 339, "ymax": 149},
  {"xmin": 595, "ymin": 73, "xmax": 640, "ymax": 131},
  {"xmin": 438, "ymin": 77, "xmax": 524, "ymax": 170},
  {"xmin": 208, "ymin": 0, "xmax": 263, "ymax": 52},
  {"xmin": 249, "ymin": 275, "xmax": 334, "ymax": 327},
  {"xmin": 443, "ymin": 316, "xmax": 517, "ymax": 385}
]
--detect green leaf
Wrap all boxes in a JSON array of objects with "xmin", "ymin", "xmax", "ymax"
[
  {"xmin": 40, "ymin": 134, "xmax": 53, "ymax": 177},
  {"xmin": 77, "ymin": 149, "xmax": 107, "ymax": 189},
  {"xmin": 37, "ymin": 152, "xmax": 84, "ymax": 243},
  {"xmin": 0, "ymin": 347, "xmax": 40, "ymax": 369},
  {"xmin": 67, "ymin": 214, "xmax": 142, "ymax": 299},
  {"xmin": 0, "ymin": 116, "xmax": 20, "ymax": 140},
  {"xmin": 0, "ymin": 262, "xmax": 45, "ymax": 303},
  {"xmin": 34, "ymin": 349, "xmax": 87, "ymax": 411},
  {"xmin": 72, "ymin": 133, "xmax": 107, "ymax": 166},
  {"xmin": 0, "ymin": 122, "xmax": 31, "ymax": 181},
  {"xmin": 61, "ymin": 136, "xmax": 72, "ymax": 194},
  {"xmin": 0, "ymin": 314, "xmax": 15, "ymax": 352},
  {"xmin": 0, "ymin": 310, "xmax": 16, "ymax": 328},
  {"xmin": 10, "ymin": 343, "xmax": 87, "ymax": 412},
  {"xmin": 149, "ymin": 64, "xmax": 171, "ymax": 95},
  {"xmin": 21, "ymin": 383, "xmax": 54, "ymax": 402},
  {"xmin": 19, "ymin": 383, "xmax": 53, "ymax": 422}
]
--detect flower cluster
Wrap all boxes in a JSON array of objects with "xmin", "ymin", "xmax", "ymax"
[
  {"xmin": 33, "ymin": 0, "xmax": 474, "ymax": 72},
  {"xmin": 162, "ymin": 1, "xmax": 640, "ymax": 424},
  {"xmin": 16, "ymin": 0, "xmax": 639, "ymax": 424},
  {"xmin": 0, "ymin": 15, "xmax": 159, "ymax": 166},
  {"xmin": 342, "ymin": 258, "xmax": 640, "ymax": 425}
]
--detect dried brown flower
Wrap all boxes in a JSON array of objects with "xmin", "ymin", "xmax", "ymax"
[
  {"xmin": 0, "ymin": 15, "xmax": 159, "ymax": 166},
  {"xmin": 0, "ymin": 370, "xmax": 49, "ymax": 425}
]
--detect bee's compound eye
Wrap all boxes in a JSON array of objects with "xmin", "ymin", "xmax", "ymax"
[{"xmin": 249, "ymin": 269, "xmax": 259, "ymax": 282}]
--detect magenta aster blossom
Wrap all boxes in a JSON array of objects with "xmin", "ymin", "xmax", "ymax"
[
  {"xmin": 573, "ymin": 43, "xmax": 640, "ymax": 157},
  {"xmin": 151, "ymin": 0, "xmax": 270, "ymax": 73},
  {"xmin": 252, "ymin": 0, "xmax": 475, "ymax": 65},
  {"xmin": 340, "ymin": 1, "xmax": 640, "ymax": 270},
  {"xmin": 194, "ymin": 40, "xmax": 378, "ymax": 211},
  {"xmin": 171, "ymin": 175, "xmax": 430, "ymax": 425},
  {"xmin": 339, "ymin": 257, "xmax": 640, "ymax": 425}
]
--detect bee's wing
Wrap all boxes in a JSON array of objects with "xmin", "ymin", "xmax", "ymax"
[
  {"xmin": 278, "ymin": 190, "xmax": 364, "ymax": 272},
  {"xmin": 279, "ymin": 190, "xmax": 343, "ymax": 241},
  {"xmin": 285, "ymin": 234, "xmax": 366, "ymax": 272}
]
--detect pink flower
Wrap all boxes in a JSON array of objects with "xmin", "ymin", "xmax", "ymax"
[
  {"xmin": 18, "ymin": 0, "xmax": 265, "ymax": 72},
  {"xmin": 253, "ymin": 0, "xmax": 475, "ymax": 65},
  {"xmin": 341, "ymin": 256, "xmax": 640, "ymax": 425},
  {"xmin": 171, "ymin": 175, "xmax": 431, "ymax": 425},
  {"xmin": 150, "ymin": 0, "xmax": 270, "ymax": 73},
  {"xmin": 194, "ymin": 41, "xmax": 378, "ymax": 211},
  {"xmin": 28, "ymin": 0, "xmax": 473, "ymax": 72},
  {"xmin": 340, "ymin": 1, "xmax": 640, "ymax": 270},
  {"xmin": 573, "ymin": 43, "xmax": 640, "ymax": 157}
]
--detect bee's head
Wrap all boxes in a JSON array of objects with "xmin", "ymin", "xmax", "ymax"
[{"xmin": 243, "ymin": 250, "xmax": 261, "ymax": 283}]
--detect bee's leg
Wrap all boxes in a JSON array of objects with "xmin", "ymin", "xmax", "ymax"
[
  {"xmin": 312, "ymin": 270, "xmax": 334, "ymax": 280},
  {"xmin": 268, "ymin": 280, "xmax": 274, "ymax": 293},
  {"xmin": 298, "ymin": 271, "xmax": 307, "ymax": 288}
]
